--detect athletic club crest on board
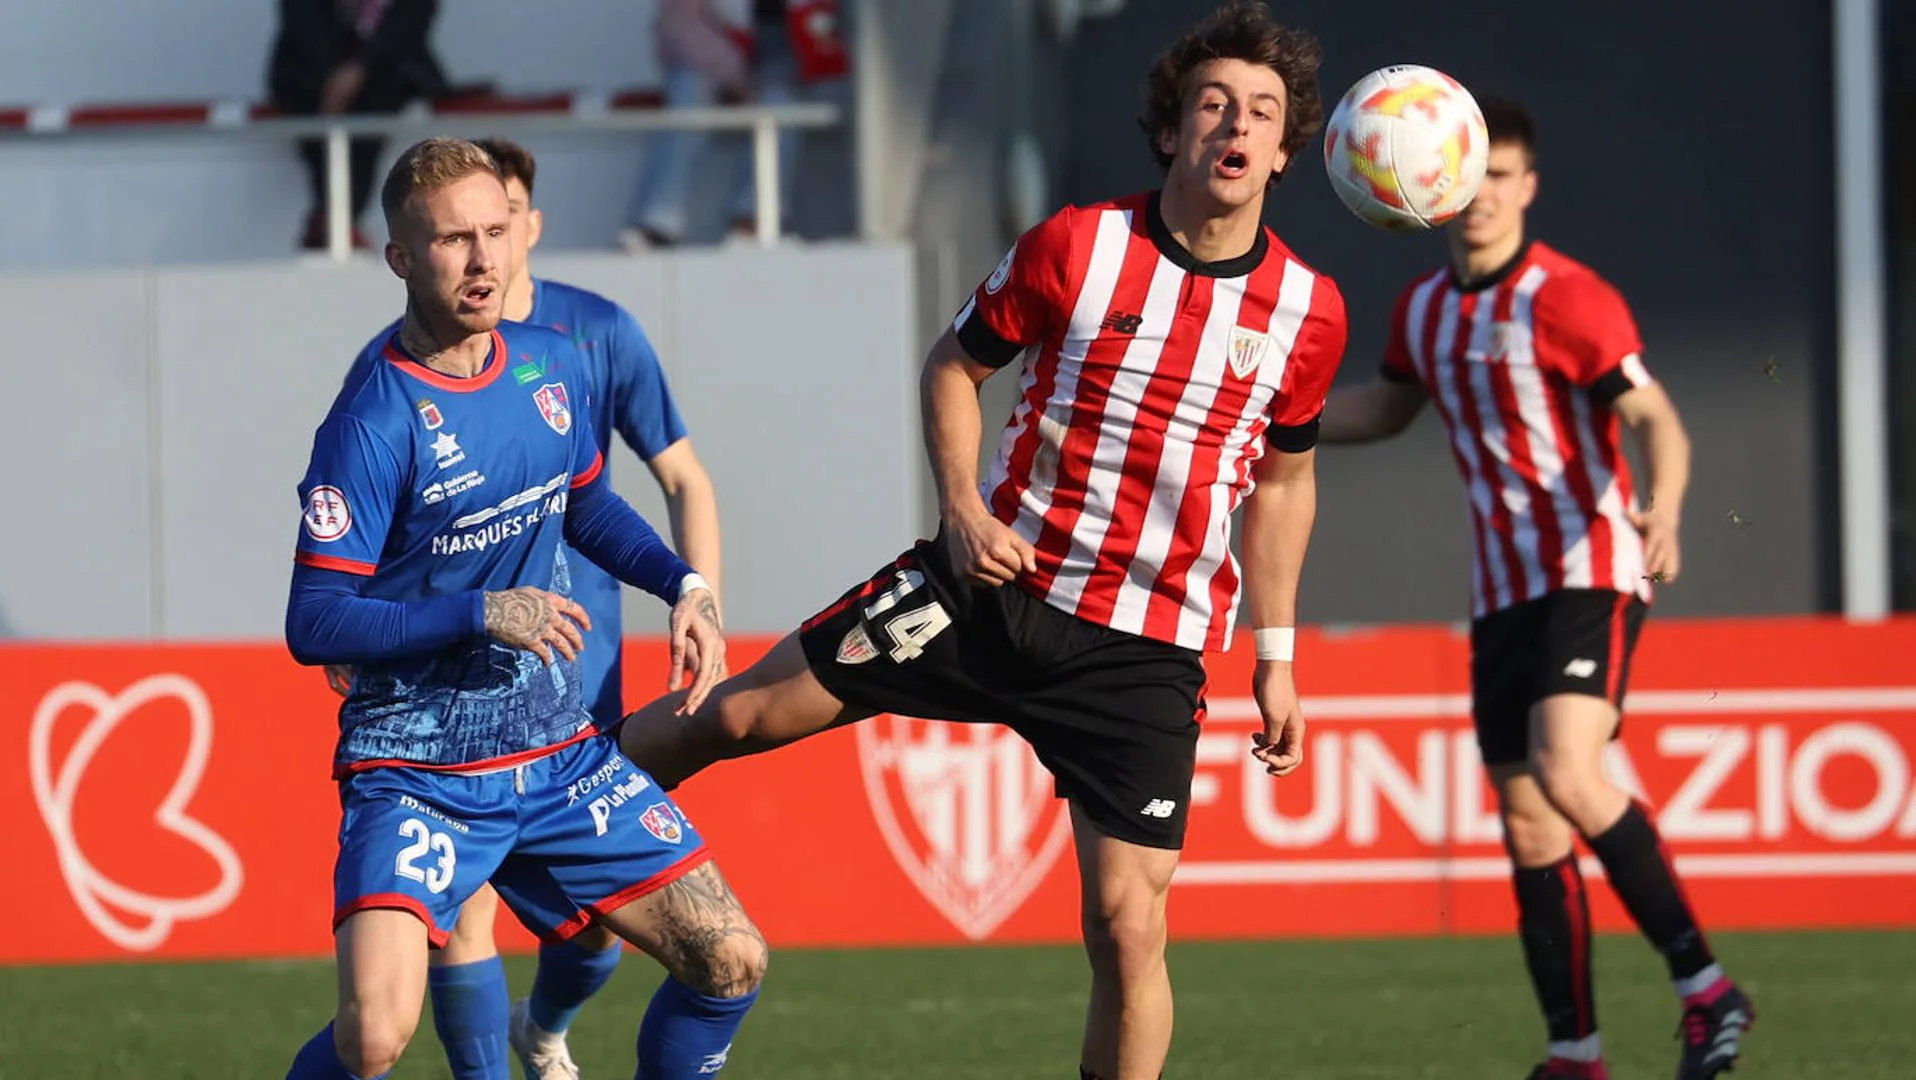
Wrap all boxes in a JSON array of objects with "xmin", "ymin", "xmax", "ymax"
[
  {"xmin": 856, "ymin": 715, "xmax": 1071, "ymax": 940},
  {"xmin": 533, "ymin": 383, "xmax": 572, "ymax": 435}
]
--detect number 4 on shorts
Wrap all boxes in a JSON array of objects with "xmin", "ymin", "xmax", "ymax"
[{"xmin": 862, "ymin": 569, "xmax": 954, "ymax": 662}]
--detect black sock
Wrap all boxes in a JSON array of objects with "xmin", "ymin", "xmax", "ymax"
[
  {"xmin": 1585, "ymin": 801, "xmax": 1715, "ymax": 980},
  {"xmin": 1512, "ymin": 854, "xmax": 1597, "ymax": 1043}
]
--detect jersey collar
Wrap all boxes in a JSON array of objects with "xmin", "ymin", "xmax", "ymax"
[
  {"xmin": 1145, "ymin": 190, "xmax": 1268, "ymax": 279},
  {"xmin": 1449, "ymin": 238, "xmax": 1534, "ymax": 293},
  {"xmin": 383, "ymin": 328, "xmax": 508, "ymax": 392}
]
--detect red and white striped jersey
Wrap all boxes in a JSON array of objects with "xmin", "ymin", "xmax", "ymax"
[
  {"xmin": 952, "ymin": 192, "xmax": 1347, "ymax": 653},
  {"xmin": 1382, "ymin": 240, "xmax": 1655, "ymax": 618}
]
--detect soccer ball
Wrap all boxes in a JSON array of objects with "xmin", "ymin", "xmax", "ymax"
[{"xmin": 1322, "ymin": 65, "xmax": 1489, "ymax": 231}]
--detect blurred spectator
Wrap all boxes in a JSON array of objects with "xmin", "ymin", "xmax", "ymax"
[
  {"xmin": 619, "ymin": 0, "xmax": 848, "ymax": 249},
  {"xmin": 268, "ymin": 0, "xmax": 449, "ymax": 251}
]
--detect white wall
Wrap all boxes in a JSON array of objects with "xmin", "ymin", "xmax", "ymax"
[{"xmin": 1, "ymin": 245, "xmax": 920, "ymax": 640}]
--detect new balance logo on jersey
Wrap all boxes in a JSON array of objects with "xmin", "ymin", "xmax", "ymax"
[
  {"xmin": 1101, "ymin": 310, "xmax": 1143, "ymax": 335},
  {"xmin": 1140, "ymin": 799, "xmax": 1177, "ymax": 818},
  {"xmin": 1563, "ymin": 658, "xmax": 1598, "ymax": 679}
]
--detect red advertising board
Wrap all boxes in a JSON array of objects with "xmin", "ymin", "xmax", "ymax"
[{"xmin": 4, "ymin": 616, "xmax": 1914, "ymax": 964}]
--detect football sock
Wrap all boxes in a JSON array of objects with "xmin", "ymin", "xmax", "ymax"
[
  {"xmin": 1513, "ymin": 855, "xmax": 1598, "ymax": 1050},
  {"xmin": 1585, "ymin": 802, "xmax": 1717, "ymax": 982},
  {"xmin": 636, "ymin": 977, "xmax": 757, "ymax": 1079},
  {"xmin": 428, "ymin": 957, "xmax": 511, "ymax": 1080},
  {"xmin": 528, "ymin": 939, "xmax": 624, "ymax": 1035},
  {"xmin": 287, "ymin": 1022, "xmax": 389, "ymax": 1080}
]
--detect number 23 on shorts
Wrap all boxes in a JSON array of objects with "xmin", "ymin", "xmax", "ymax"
[{"xmin": 393, "ymin": 817, "xmax": 458, "ymax": 894}]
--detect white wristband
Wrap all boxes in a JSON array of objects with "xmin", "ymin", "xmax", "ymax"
[
  {"xmin": 678, "ymin": 572, "xmax": 710, "ymax": 602},
  {"xmin": 1253, "ymin": 627, "xmax": 1295, "ymax": 662}
]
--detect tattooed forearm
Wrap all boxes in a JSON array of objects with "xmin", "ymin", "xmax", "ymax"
[
  {"xmin": 484, "ymin": 588, "xmax": 551, "ymax": 644},
  {"xmin": 653, "ymin": 863, "xmax": 767, "ymax": 997}
]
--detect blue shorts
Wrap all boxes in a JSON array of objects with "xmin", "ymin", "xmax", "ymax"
[{"xmin": 332, "ymin": 735, "xmax": 708, "ymax": 945}]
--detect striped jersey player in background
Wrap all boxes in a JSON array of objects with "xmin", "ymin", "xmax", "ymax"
[
  {"xmin": 1320, "ymin": 98, "xmax": 1753, "ymax": 1080},
  {"xmin": 284, "ymin": 138, "xmax": 761, "ymax": 1080},
  {"xmin": 616, "ymin": 4, "xmax": 1346, "ymax": 1078}
]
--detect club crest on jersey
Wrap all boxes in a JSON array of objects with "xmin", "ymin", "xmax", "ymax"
[
  {"xmin": 1228, "ymin": 327, "xmax": 1269, "ymax": 379},
  {"xmin": 856, "ymin": 715, "xmax": 1073, "ymax": 940},
  {"xmin": 1487, "ymin": 321, "xmax": 1534, "ymax": 364},
  {"xmin": 638, "ymin": 802, "xmax": 683, "ymax": 844},
  {"xmin": 415, "ymin": 398, "xmax": 443, "ymax": 430},
  {"xmin": 533, "ymin": 383, "xmax": 572, "ymax": 435},
  {"xmin": 303, "ymin": 485, "xmax": 352, "ymax": 542}
]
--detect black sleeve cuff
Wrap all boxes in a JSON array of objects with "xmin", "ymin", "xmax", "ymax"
[
  {"xmin": 1590, "ymin": 366, "xmax": 1635, "ymax": 404},
  {"xmin": 954, "ymin": 313, "xmax": 1024, "ymax": 368},
  {"xmin": 1266, "ymin": 415, "xmax": 1321, "ymax": 453},
  {"xmin": 1380, "ymin": 362, "xmax": 1420, "ymax": 385}
]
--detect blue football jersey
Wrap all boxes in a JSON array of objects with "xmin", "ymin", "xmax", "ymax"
[
  {"xmin": 525, "ymin": 279, "xmax": 690, "ymax": 724},
  {"xmin": 296, "ymin": 323, "xmax": 606, "ymax": 772}
]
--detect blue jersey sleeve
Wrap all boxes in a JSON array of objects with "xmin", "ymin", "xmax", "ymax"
[
  {"xmin": 570, "ymin": 382, "xmax": 606, "ymax": 491},
  {"xmin": 564, "ymin": 477, "xmax": 696, "ymax": 603},
  {"xmin": 295, "ymin": 414, "xmax": 401, "ymax": 576},
  {"xmin": 608, "ymin": 308, "xmax": 689, "ymax": 460}
]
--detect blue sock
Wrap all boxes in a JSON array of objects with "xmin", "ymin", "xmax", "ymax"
[
  {"xmin": 636, "ymin": 978, "xmax": 758, "ymax": 1079},
  {"xmin": 428, "ymin": 957, "xmax": 511, "ymax": 1080},
  {"xmin": 528, "ymin": 939, "xmax": 624, "ymax": 1034},
  {"xmin": 287, "ymin": 1022, "xmax": 388, "ymax": 1080}
]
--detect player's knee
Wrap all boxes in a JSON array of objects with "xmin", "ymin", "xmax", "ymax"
[
  {"xmin": 710, "ymin": 691, "xmax": 765, "ymax": 744},
  {"xmin": 1530, "ymin": 751, "xmax": 1616, "ymax": 831},
  {"xmin": 334, "ymin": 1006, "xmax": 417, "ymax": 1077},
  {"xmin": 1081, "ymin": 894, "xmax": 1168, "ymax": 974},
  {"xmin": 1500, "ymin": 798, "xmax": 1574, "ymax": 866},
  {"xmin": 683, "ymin": 925, "xmax": 770, "ymax": 999}
]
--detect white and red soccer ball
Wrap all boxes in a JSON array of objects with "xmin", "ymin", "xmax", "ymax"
[{"xmin": 1322, "ymin": 64, "xmax": 1489, "ymax": 232}]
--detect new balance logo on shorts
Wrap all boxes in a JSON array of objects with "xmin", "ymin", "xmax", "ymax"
[
  {"xmin": 1139, "ymin": 799, "xmax": 1177, "ymax": 819},
  {"xmin": 1563, "ymin": 658, "xmax": 1598, "ymax": 679}
]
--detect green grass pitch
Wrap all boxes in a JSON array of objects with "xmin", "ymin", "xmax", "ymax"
[{"xmin": 2, "ymin": 930, "xmax": 1910, "ymax": 1078}]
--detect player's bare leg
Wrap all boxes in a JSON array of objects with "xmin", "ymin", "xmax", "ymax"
[
  {"xmin": 310, "ymin": 909, "xmax": 433, "ymax": 1077},
  {"xmin": 438, "ymin": 886, "xmax": 502, "ymax": 966},
  {"xmin": 619, "ymin": 633, "xmax": 868, "ymax": 790},
  {"xmin": 1071, "ymin": 804, "xmax": 1179, "ymax": 1080},
  {"xmin": 597, "ymin": 860, "xmax": 770, "ymax": 1076}
]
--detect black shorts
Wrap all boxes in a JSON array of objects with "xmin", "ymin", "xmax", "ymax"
[
  {"xmin": 1470, "ymin": 588, "xmax": 1648, "ymax": 766},
  {"xmin": 797, "ymin": 529, "xmax": 1207, "ymax": 850}
]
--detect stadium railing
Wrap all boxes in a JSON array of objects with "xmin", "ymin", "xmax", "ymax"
[{"xmin": 0, "ymin": 89, "xmax": 843, "ymax": 260}]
